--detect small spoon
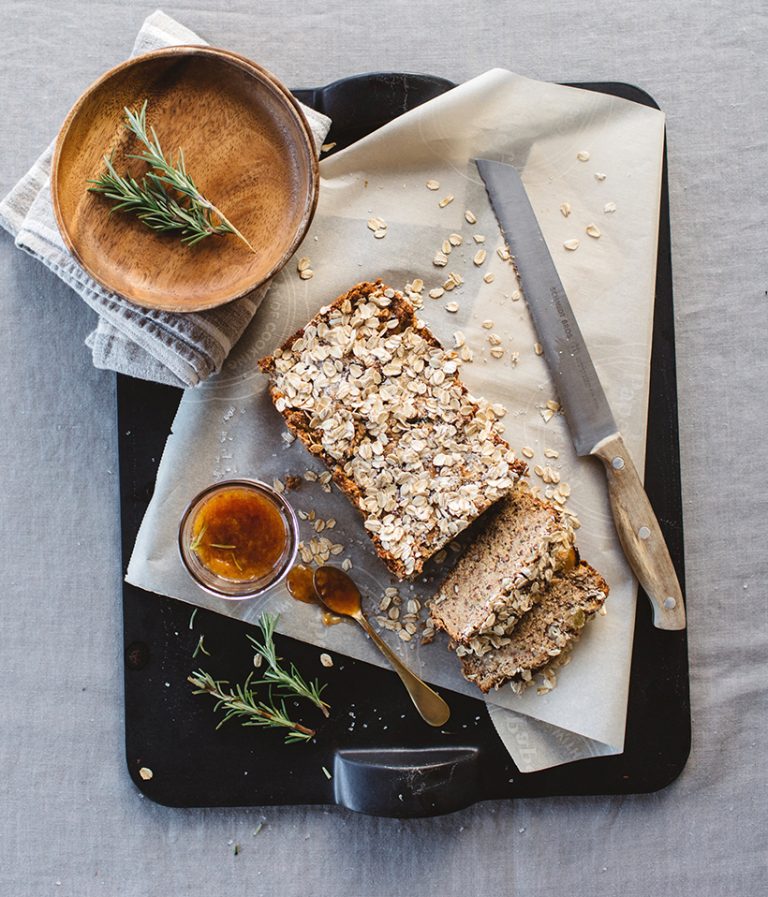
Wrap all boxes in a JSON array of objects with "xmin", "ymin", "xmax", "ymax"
[{"xmin": 313, "ymin": 565, "xmax": 450, "ymax": 727}]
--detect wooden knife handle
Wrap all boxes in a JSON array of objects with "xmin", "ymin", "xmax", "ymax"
[{"xmin": 591, "ymin": 432, "xmax": 686, "ymax": 630}]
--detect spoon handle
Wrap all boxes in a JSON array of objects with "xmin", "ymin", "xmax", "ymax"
[{"xmin": 356, "ymin": 614, "xmax": 450, "ymax": 727}]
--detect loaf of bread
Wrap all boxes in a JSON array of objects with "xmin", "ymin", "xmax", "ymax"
[
  {"xmin": 428, "ymin": 486, "xmax": 575, "ymax": 651},
  {"xmin": 458, "ymin": 561, "xmax": 609, "ymax": 693},
  {"xmin": 258, "ymin": 280, "xmax": 525, "ymax": 579}
]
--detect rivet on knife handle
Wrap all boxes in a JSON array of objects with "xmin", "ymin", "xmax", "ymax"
[{"xmin": 591, "ymin": 433, "xmax": 686, "ymax": 630}]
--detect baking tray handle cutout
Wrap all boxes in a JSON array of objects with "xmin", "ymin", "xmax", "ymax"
[{"xmin": 333, "ymin": 747, "xmax": 480, "ymax": 818}]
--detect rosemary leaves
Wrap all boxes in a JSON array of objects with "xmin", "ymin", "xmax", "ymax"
[
  {"xmin": 88, "ymin": 100, "xmax": 254, "ymax": 250},
  {"xmin": 188, "ymin": 670, "xmax": 317, "ymax": 744},
  {"xmin": 248, "ymin": 613, "xmax": 330, "ymax": 718},
  {"xmin": 188, "ymin": 612, "xmax": 330, "ymax": 745}
]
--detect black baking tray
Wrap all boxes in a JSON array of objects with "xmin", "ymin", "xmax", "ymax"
[{"xmin": 119, "ymin": 73, "xmax": 690, "ymax": 818}]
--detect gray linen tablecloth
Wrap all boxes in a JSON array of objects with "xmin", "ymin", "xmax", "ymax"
[{"xmin": 1, "ymin": 3, "xmax": 765, "ymax": 896}]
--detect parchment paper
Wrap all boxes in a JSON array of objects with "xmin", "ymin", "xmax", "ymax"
[{"xmin": 126, "ymin": 69, "xmax": 665, "ymax": 771}]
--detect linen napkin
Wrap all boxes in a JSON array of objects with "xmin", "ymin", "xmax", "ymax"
[{"xmin": 0, "ymin": 10, "xmax": 331, "ymax": 388}]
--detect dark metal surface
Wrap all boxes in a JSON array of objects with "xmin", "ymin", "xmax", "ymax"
[
  {"xmin": 476, "ymin": 157, "xmax": 618, "ymax": 456},
  {"xmin": 119, "ymin": 74, "xmax": 689, "ymax": 818}
]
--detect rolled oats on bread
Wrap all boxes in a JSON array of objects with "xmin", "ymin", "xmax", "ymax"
[{"xmin": 258, "ymin": 280, "xmax": 524, "ymax": 579}]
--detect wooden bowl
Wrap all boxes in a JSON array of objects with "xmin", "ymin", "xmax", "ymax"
[{"xmin": 51, "ymin": 46, "xmax": 318, "ymax": 313}]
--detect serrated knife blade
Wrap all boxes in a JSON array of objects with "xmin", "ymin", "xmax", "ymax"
[{"xmin": 476, "ymin": 158, "xmax": 685, "ymax": 631}]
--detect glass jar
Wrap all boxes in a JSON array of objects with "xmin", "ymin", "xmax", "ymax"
[{"xmin": 178, "ymin": 478, "xmax": 299, "ymax": 600}]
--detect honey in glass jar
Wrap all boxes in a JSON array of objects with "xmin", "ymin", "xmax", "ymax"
[{"xmin": 178, "ymin": 479, "xmax": 298, "ymax": 600}]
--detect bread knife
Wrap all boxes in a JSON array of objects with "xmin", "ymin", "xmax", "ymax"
[{"xmin": 476, "ymin": 158, "xmax": 685, "ymax": 630}]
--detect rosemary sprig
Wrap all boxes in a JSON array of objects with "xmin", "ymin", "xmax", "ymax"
[
  {"xmin": 188, "ymin": 669, "xmax": 316, "ymax": 744},
  {"xmin": 248, "ymin": 613, "xmax": 330, "ymax": 718},
  {"xmin": 88, "ymin": 100, "xmax": 254, "ymax": 251}
]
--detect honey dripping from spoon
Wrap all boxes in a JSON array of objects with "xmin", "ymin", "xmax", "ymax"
[{"xmin": 286, "ymin": 564, "xmax": 343, "ymax": 625}]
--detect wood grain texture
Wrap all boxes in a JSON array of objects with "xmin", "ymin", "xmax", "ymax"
[
  {"xmin": 592, "ymin": 432, "xmax": 686, "ymax": 630},
  {"xmin": 51, "ymin": 46, "xmax": 318, "ymax": 312}
]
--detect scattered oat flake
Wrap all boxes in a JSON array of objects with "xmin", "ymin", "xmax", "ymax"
[
  {"xmin": 594, "ymin": 172, "xmax": 607, "ymax": 181},
  {"xmin": 321, "ymin": 141, "xmax": 336, "ymax": 153},
  {"xmin": 297, "ymin": 256, "xmax": 311, "ymax": 272},
  {"xmin": 449, "ymin": 233, "xmax": 463, "ymax": 246},
  {"xmin": 488, "ymin": 334, "xmax": 502, "ymax": 346},
  {"xmin": 341, "ymin": 558, "xmax": 352, "ymax": 571},
  {"xmin": 445, "ymin": 301, "xmax": 460, "ymax": 313},
  {"xmin": 453, "ymin": 330, "xmax": 466, "ymax": 348},
  {"xmin": 321, "ymin": 766, "xmax": 332, "ymax": 780},
  {"xmin": 559, "ymin": 482, "xmax": 571, "ymax": 497},
  {"xmin": 586, "ymin": 224, "xmax": 601, "ymax": 239},
  {"xmin": 473, "ymin": 234, "xmax": 486, "ymax": 243},
  {"xmin": 320, "ymin": 653, "xmax": 334, "ymax": 668},
  {"xmin": 490, "ymin": 403, "xmax": 507, "ymax": 417},
  {"xmin": 441, "ymin": 239, "xmax": 453, "ymax": 255},
  {"xmin": 490, "ymin": 347, "xmax": 504, "ymax": 359},
  {"xmin": 374, "ymin": 229, "xmax": 387, "ymax": 239},
  {"xmin": 449, "ymin": 271, "xmax": 463, "ymax": 285},
  {"xmin": 367, "ymin": 217, "xmax": 386, "ymax": 231},
  {"xmin": 299, "ymin": 269, "xmax": 314, "ymax": 280},
  {"xmin": 439, "ymin": 195, "xmax": 454, "ymax": 208},
  {"xmin": 604, "ymin": 202, "xmax": 617, "ymax": 213},
  {"xmin": 560, "ymin": 202, "xmax": 571, "ymax": 218},
  {"xmin": 426, "ymin": 179, "xmax": 440, "ymax": 190},
  {"xmin": 483, "ymin": 273, "xmax": 495, "ymax": 284},
  {"xmin": 534, "ymin": 342, "xmax": 544, "ymax": 355},
  {"xmin": 429, "ymin": 287, "xmax": 445, "ymax": 299},
  {"xmin": 577, "ymin": 150, "xmax": 590, "ymax": 161},
  {"xmin": 464, "ymin": 209, "xmax": 477, "ymax": 224},
  {"xmin": 511, "ymin": 290, "xmax": 522, "ymax": 301},
  {"xmin": 473, "ymin": 249, "xmax": 487, "ymax": 266},
  {"xmin": 433, "ymin": 251, "xmax": 449, "ymax": 267},
  {"xmin": 533, "ymin": 464, "xmax": 545, "ymax": 477},
  {"xmin": 497, "ymin": 246, "xmax": 511, "ymax": 261},
  {"xmin": 481, "ymin": 319, "xmax": 494, "ymax": 330},
  {"xmin": 544, "ymin": 448, "xmax": 560, "ymax": 458},
  {"xmin": 546, "ymin": 400, "xmax": 561, "ymax": 412},
  {"xmin": 563, "ymin": 239, "xmax": 580, "ymax": 251},
  {"xmin": 540, "ymin": 408, "xmax": 555, "ymax": 423},
  {"xmin": 410, "ymin": 278, "xmax": 424, "ymax": 293},
  {"xmin": 139, "ymin": 767, "xmax": 153, "ymax": 781},
  {"xmin": 272, "ymin": 477, "xmax": 285, "ymax": 493},
  {"xmin": 522, "ymin": 446, "xmax": 535, "ymax": 459}
]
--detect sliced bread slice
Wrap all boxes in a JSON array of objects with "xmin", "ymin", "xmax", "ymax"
[
  {"xmin": 458, "ymin": 561, "xmax": 608, "ymax": 693},
  {"xmin": 428, "ymin": 486, "xmax": 574, "ymax": 649}
]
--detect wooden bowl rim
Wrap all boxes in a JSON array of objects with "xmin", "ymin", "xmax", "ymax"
[{"xmin": 51, "ymin": 45, "xmax": 320, "ymax": 314}]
